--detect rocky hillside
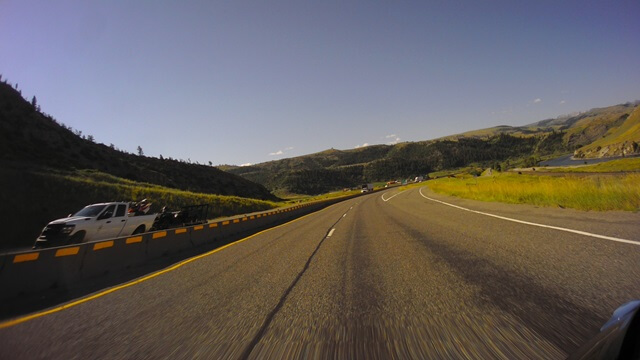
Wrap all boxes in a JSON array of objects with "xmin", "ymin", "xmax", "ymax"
[
  {"xmin": 0, "ymin": 81, "xmax": 277, "ymax": 201},
  {"xmin": 572, "ymin": 106, "xmax": 640, "ymax": 158},
  {"xmin": 446, "ymin": 102, "xmax": 639, "ymax": 154}
]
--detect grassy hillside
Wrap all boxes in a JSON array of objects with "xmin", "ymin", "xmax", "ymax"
[
  {"xmin": 441, "ymin": 103, "xmax": 639, "ymax": 152},
  {"xmin": 0, "ymin": 81, "xmax": 277, "ymax": 201},
  {"xmin": 224, "ymin": 133, "xmax": 569, "ymax": 195},
  {"xmin": 573, "ymin": 106, "xmax": 640, "ymax": 158}
]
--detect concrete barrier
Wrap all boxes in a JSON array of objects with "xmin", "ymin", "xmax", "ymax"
[
  {"xmin": 0, "ymin": 245, "xmax": 87, "ymax": 299},
  {"xmin": 189, "ymin": 224, "xmax": 212, "ymax": 247},
  {"xmin": 146, "ymin": 228, "xmax": 194, "ymax": 260},
  {"xmin": 79, "ymin": 233, "xmax": 150, "ymax": 280},
  {"xmin": 0, "ymin": 192, "xmax": 370, "ymax": 300}
]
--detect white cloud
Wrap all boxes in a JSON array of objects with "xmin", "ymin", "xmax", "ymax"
[
  {"xmin": 388, "ymin": 137, "xmax": 401, "ymax": 145},
  {"xmin": 268, "ymin": 146, "xmax": 293, "ymax": 156},
  {"xmin": 533, "ymin": 98, "xmax": 542, "ymax": 104},
  {"xmin": 385, "ymin": 134, "xmax": 397, "ymax": 139},
  {"xmin": 354, "ymin": 143, "xmax": 369, "ymax": 149},
  {"xmin": 560, "ymin": 100, "xmax": 566, "ymax": 104},
  {"xmin": 240, "ymin": 163, "xmax": 253, "ymax": 167}
]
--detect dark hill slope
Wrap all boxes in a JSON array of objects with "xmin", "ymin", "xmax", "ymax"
[
  {"xmin": 0, "ymin": 81, "xmax": 277, "ymax": 201},
  {"xmin": 223, "ymin": 133, "xmax": 566, "ymax": 195}
]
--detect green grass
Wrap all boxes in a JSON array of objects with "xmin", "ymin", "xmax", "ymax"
[
  {"xmin": 426, "ymin": 173, "xmax": 640, "ymax": 211},
  {"xmin": 545, "ymin": 158, "xmax": 640, "ymax": 173},
  {"xmin": 429, "ymin": 166, "xmax": 482, "ymax": 178},
  {"xmin": 49, "ymin": 169, "xmax": 280, "ymax": 218},
  {"xmin": 279, "ymin": 189, "xmax": 362, "ymax": 203}
]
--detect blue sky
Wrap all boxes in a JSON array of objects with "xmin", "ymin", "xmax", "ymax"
[{"xmin": 1, "ymin": 1, "xmax": 639, "ymax": 166}]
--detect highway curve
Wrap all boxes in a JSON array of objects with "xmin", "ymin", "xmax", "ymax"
[{"xmin": 1, "ymin": 187, "xmax": 640, "ymax": 359}]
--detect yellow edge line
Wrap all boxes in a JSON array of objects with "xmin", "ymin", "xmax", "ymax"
[{"xmin": 0, "ymin": 201, "xmax": 342, "ymax": 330}]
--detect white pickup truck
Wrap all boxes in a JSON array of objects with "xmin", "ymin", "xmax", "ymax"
[{"xmin": 33, "ymin": 202, "xmax": 157, "ymax": 248}]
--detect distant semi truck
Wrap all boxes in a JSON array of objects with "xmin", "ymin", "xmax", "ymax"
[{"xmin": 361, "ymin": 183, "xmax": 374, "ymax": 193}]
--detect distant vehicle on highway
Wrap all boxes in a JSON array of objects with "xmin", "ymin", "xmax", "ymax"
[
  {"xmin": 361, "ymin": 183, "xmax": 374, "ymax": 193},
  {"xmin": 414, "ymin": 176, "xmax": 424, "ymax": 182},
  {"xmin": 33, "ymin": 201, "xmax": 157, "ymax": 248}
]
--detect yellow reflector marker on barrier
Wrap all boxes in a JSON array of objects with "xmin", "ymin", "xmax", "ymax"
[
  {"xmin": 175, "ymin": 229, "xmax": 187, "ymax": 235},
  {"xmin": 210, "ymin": 223, "xmax": 218, "ymax": 228},
  {"xmin": 250, "ymin": 216, "xmax": 255, "ymax": 220},
  {"xmin": 193, "ymin": 225, "xmax": 203, "ymax": 231},
  {"xmin": 93, "ymin": 241, "xmax": 114, "ymax": 251},
  {"xmin": 222, "ymin": 221, "xmax": 230, "ymax": 226},
  {"xmin": 153, "ymin": 231, "xmax": 167, "ymax": 239},
  {"xmin": 13, "ymin": 253, "xmax": 39, "ymax": 263},
  {"xmin": 242, "ymin": 217, "xmax": 248, "ymax": 222},
  {"xmin": 126, "ymin": 236, "xmax": 143, "ymax": 244},
  {"xmin": 55, "ymin": 247, "xmax": 80, "ymax": 257},
  {"xmin": 233, "ymin": 219, "xmax": 240, "ymax": 224},
  {"xmin": 257, "ymin": 214, "xmax": 262, "ymax": 218}
]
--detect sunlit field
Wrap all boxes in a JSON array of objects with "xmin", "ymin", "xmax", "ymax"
[{"xmin": 427, "ymin": 173, "xmax": 640, "ymax": 211}]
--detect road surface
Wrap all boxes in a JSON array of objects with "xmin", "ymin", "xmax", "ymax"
[{"xmin": 1, "ymin": 187, "xmax": 640, "ymax": 359}]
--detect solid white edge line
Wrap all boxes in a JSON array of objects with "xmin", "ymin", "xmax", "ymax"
[
  {"xmin": 327, "ymin": 228, "xmax": 336, "ymax": 237},
  {"xmin": 381, "ymin": 190, "xmax": 405, "ymax": 202},
  {"xmin": 418, "ymin": 187, "xmax": 639, "ymax": 246}
]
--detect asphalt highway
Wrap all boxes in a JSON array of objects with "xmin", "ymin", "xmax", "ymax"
[{"xmin": 1, "ymin": 187, "xmax": 640, "ymax": 359}]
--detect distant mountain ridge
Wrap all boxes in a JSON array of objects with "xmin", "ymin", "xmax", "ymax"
[{"xmin": 223, "ymin": 101, "xmax": 640, "ymax": 195}]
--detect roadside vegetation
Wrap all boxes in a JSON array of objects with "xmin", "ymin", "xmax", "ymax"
[
  {"xmin": 53, "ymin": 169, "xmax": 280, "ymax": 217},
  {"xmin": 426, "ymin": 173, "xmax": 640, "ymax": 211},
  {"xmin": 277, "ymin": 188, "xmax": 362, "ymax": 203},
  {"xmin": 0, "ymin": 167, "xmax": 279, "ymax": 250}
]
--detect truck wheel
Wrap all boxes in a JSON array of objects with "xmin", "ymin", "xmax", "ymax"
[
  {"xmin": 132, "ymin": 225, "xmax": 145, "ymax": 235},
  {"xmin": 68, "ymin": 232, "xmax": 85, "ymax": 244}
]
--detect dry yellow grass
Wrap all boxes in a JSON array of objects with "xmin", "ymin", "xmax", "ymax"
[{"xmin": 427, "ymin": 173, "xmax": 640, "ymax": 211}]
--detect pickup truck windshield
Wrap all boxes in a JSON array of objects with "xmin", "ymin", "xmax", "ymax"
[{"xmin": 73, "ymin": 204, "xmax": 107, "ymax": 217}]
